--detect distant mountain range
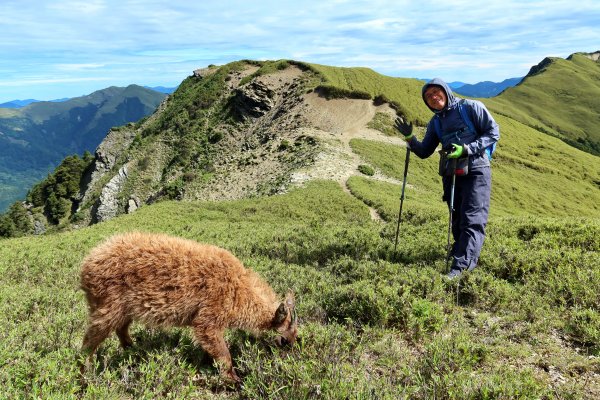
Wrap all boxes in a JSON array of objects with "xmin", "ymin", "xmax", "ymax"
[
  {"xmin": 0, "ymin": 98, "xmax": 70, "ymax": 108},
  {"xmin": 452, "ymin": 77, "xmax": 523, "ymax": 97},
  {"xmin": 422, "ymin": 78, "xmax": 523, "ymax": 98},
  {"xmin": 0, "ymin": 86, "xmax": 177, "ymax": 109},
  {"xmin": 145, "ymin": 86, "xmax": 178, "ymax": 94},
  {"xmin": 0, "ymin": 85, "xmax": 167, "ymax": 211}
]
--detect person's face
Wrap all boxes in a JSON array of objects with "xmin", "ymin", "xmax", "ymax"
[{"xmin": 424, "ymin": 86, "xmax": 447, "ymax": 111}]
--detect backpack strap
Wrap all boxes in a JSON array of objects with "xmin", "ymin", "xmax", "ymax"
[
  {"xmin": 432, "ymin": 100, "xmax": 495, "ymax": 160},
  {"xmin": 459, "ymin": 100, "xmax": 495, "ymax": 160},
  {"xmin": 457, "ymin": 100, "xmax": 476, "ymax": 134},
  {"xmin": 433, "ymin": 115, "xmax": 442, "ymax": 140}
]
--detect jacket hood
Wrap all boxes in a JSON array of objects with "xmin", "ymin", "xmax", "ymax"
[{"xmin": 422, "ymin": 78, "xmax": 458, "ymax": 113}]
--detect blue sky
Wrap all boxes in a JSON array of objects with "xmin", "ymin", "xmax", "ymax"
[{"xmin": 1, "ymin": 0, "xmax": 598, "ymax": 102}]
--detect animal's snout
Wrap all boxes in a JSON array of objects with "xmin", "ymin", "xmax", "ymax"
[{"xmin": 276, "ymin": 334, "xmax": 300, "ymax": 347}]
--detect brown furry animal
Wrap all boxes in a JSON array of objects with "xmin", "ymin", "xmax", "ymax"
[{"xmin": 80, "ymin": 231, "xmax": 297, "ymax": 382}]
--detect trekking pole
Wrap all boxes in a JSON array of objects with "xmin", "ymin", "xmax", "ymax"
[
  {"xmin": 393, "ymin": 147, "xmax": 411, "ymax": 253},
  {"xmin": 446, "ymin": 158, "xmax": 457, "ymax": 272}
]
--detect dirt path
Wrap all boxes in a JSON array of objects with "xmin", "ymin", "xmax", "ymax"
[{"xmin": 290, "ymin": 93, "xmax": 409, "ymax": 221}]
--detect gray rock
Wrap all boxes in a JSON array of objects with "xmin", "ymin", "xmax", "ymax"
[
  {"xmin": 33, "ymin": 219, "xmax": 46, "ymax": 235},
  {"xmin": 95, "ymin": 166, "xmax": 128, "ymax": 222},
  {"xmin": 233, "ymin": 81, "xmax": 275, "ymax": 118},
  {"xmin": 127, "ymin": 196, "xmax": 140, "ymax": 214}
]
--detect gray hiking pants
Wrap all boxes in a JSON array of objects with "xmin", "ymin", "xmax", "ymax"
[{"xmin": 443, "ymin": 166, "xmax": 491, "ymax": 271}]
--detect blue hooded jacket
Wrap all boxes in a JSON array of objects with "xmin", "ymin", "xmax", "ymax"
[{"xmin": 408, "ymin": 78, "xmax": 500, "ymax": 169}]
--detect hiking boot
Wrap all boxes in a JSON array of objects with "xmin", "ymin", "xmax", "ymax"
[{"xmin": 445, "ymin": 268, "xmax": 463, "ymax": 280}]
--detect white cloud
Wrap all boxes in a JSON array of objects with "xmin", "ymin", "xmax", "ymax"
[
  {"xmin": 56, "ymin": 63, "xmax": 106, "ymax": 71},
  {"xmin": 0, "ymin": 76, "xmax": 111, "ymax": 87},
  {"xmin": 0, "ymin": 0, "xmax": 599, "ymax": 101}
]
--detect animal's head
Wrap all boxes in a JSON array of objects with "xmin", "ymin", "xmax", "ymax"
[{"xmin": 272, "ymin": 291, "xmax": 298, "ymax": 347}]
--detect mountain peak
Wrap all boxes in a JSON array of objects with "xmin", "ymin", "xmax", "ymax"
[{"xmin": 526, "ymin": 56, "xmax": 558, "ymax": 77}]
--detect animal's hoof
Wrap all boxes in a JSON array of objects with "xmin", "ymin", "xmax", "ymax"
[{"xmin": 225, "ymin": 369, "xmax": 241, "ymax": 384}]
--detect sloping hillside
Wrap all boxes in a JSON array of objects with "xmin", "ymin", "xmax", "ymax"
[
  {"xmin": 486, "ymin": 52, "xmax": 600, "ymax": 155},
  {"xmin": 0, "ymin": 85, "xmax": 166, "ymax": 211},
  {"xmin": 1, "ymin": 58, "xmax": 599, "ymax": 399},
  {"xmin": 68, "ymin": 59, "xmax": 600, "ymax": 227}
]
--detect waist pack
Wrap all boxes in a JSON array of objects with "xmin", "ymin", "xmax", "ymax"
[{"xmin": 438, "ymin": 150, "xmax": 468, "ymax": 177}]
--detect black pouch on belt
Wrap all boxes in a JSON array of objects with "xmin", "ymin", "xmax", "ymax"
[{"xmin": 438, "ymin": 150, "xmax": 469, "ymax": 176}]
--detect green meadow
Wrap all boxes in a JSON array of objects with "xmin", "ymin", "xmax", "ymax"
[
  {"xmin": 1, "ymin": 59, "xmax": 599, "ymax": 398},
  {"xmin": 2, "ymin": 180, "xmax": 599, "ymax": 398}
]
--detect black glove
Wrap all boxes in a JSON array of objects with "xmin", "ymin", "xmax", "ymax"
[{"xmin": 394, "ymin": 116, "xmax": 413, "ymax": 139}]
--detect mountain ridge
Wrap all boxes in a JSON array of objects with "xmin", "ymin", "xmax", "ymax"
[
  {"xmin": 62, "ymin": 59, "xmax": 600, "ymax": 227},
  {"xmin": 485, "ymin": 51, "xmax": 600, "ymax": 155},
  {"xmin": 0, "ymin": 85, "xmax": 166, "ymax": 211},
  {"xmin": 2, "ymin": 55, "xmax": 599, "ymax": 234}
]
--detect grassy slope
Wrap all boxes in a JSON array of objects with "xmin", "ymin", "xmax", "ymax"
[
  {"xmin": 1, "ymin": 182, "xmax": 598, "ymax": 398},
  {"xmin": 2, "ymin": 61, "xmax": 600, "ymax": 398},
  {"xmin": 307, "ymin": 60, "xmax": 600, "ymax": 217},
  {"xmin": 485, "ymin": 54, "xmax": 600, "ymax": 155},
  {"xmin": 306, "ymin": 62, "xmax": 433, "ymax": 125},
  {"xmin": 349, "ymin": 114, "xmax": 600, "ymax": 219}
]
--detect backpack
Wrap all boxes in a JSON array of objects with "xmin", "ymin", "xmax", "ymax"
[{"xmin": 432, "ymin": 100, "xmax": 496, "ymax": 160}]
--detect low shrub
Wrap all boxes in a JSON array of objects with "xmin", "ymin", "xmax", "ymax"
[{"xmin": 358, "ymin": 164, "xmax": 375, "ymax": 176}]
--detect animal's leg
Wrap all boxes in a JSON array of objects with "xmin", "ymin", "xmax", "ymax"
[
  {"xmin": 79, "ymin": 305, "xmax": 125, "ymax": 374},
  {"xmin": 116, "ymin": 318, "xmax": 133, "ymax": 348},
  {"xmin": 193, "ymin": 326, "xmax": 240, "ymax": 382},
  {"xmin": 79, "ymin": 318, "xmax": 113, "ymax": 375}
]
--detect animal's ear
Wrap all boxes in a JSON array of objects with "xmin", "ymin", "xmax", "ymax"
[{"xmin": 274, "ymin": 302, "xmax": 287, "ymax": 326}]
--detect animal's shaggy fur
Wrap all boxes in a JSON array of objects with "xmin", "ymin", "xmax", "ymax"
[{"xmin": 80, "ymin": 231, "xmax": 297, "ymax": 382}]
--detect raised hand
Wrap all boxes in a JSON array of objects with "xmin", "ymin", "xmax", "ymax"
[{"xmin": 394, "ymin": 116, "xmax": 413, "ymax": 138}]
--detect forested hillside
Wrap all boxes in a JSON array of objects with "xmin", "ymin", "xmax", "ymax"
[{"xmin": 0, "ymin": 85, "xmax": 166, "ymax": 212}]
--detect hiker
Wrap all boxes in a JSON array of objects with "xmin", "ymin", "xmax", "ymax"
[{"xmin": 396, "ymin": 78, "xmax": 499, "ymax": 279}]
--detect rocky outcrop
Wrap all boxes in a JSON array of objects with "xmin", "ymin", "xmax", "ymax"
[
  {"xmin": 93, "ymin": 165, "xmax": 129, "ymax": 223},
  {"xmin": 581, "ymin": 51, "xmax": 600, "ymax": 62},
  {"xmin": 193, "ymin": 67, "xmax": 216, "ymax": 78},
  {"xmin": 77, "ymin": 125, "xmax": 137, "ymax": 220},
  {"xmin": 232, "ymin": 81, "xmax": 275, "ymax": 118},
  {"xmin": 526, "ymin": 57, "xmax": 555, "ymax": 77}
]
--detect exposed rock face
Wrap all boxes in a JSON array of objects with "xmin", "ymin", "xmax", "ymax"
[
  {"xmin": 127, "ymin": 196, "xmax": 140, "ymax": 214},
  {"xmin": 193, "ymin": 67, "xmax": 216, "ymax": 78},
  {"xmin": 94, "ymin": 165, "xmax": 129, "ymax": 223},
  {"xmin": 33, "ymin": 219, "xmax": 46, "ymax": 235},
  {"xmin": 527, "ymin": 57, "xmax": 555, "ymax": 77},
  {"xmin": 567, "ymin": 51, "xmax": 600, "ymax": 62},
  {"xmin": 233, "ymin": 81, "xmax": 275, "ymax": 118},
  {"xmin": 584, "ymin": 51, "xmax": 600, "ymax": 62},
  {"xmin": 79, "ymin": 127, "xmax": 137, "ymax": 211}
]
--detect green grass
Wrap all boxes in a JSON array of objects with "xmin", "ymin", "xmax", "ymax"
[
  {"xmin": 1, "ymin": 181, "xmax": 599, "ymax": 398},
  {"xmin": 349, "ymin": 113, "xmax": 600, "ymax": 219},
  {"xmin": 304, "ymin": 62, "xmax": 432, "ymax": 125},
  {"xmin": 485, "ymin": 54, "xmax": 600, "ymax": 155},
  {"xmin": 367, "ymin": 112, "xmax": 399, "ymax": 137}
]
